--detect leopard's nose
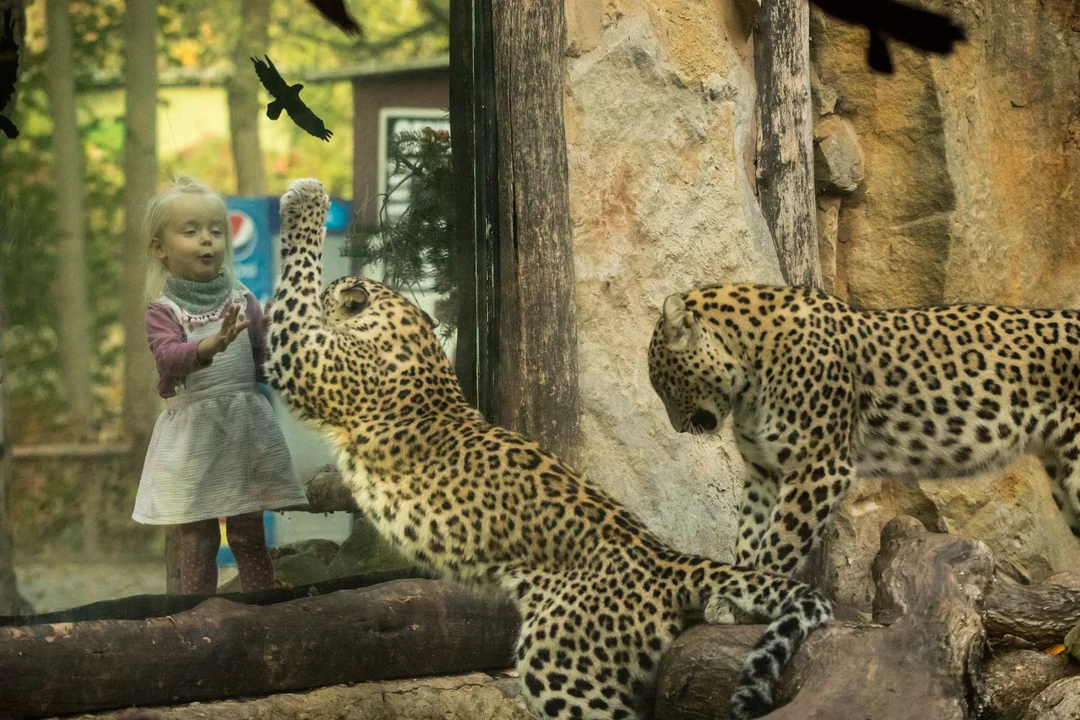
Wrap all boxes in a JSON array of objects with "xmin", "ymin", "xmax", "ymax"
[{"xmin": 689, "ymin": 409, "xmax": 718, "ymax": 433}]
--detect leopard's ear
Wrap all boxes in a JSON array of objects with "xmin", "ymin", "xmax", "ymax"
[{"xmin": 662, "ymin": 293, "xmax": 701, "ymax": 349}]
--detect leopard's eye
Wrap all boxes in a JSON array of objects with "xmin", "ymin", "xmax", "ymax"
[{"xmin": 341, "ymin": 288, "xmax": 368, "ymax": 314}]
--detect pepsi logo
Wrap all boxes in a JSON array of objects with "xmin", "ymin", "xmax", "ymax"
[
  {"xmin": 228, "ymin": 209, "xmax": 259, "ymax": 262},
  {"xmin": 229, "ymin": 210, "xmax": 255, "ymax": 249}
]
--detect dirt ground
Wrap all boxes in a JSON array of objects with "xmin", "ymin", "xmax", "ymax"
[{"xmin": 15, "ymin": 562, "xmax": 238, "ymax": 614}]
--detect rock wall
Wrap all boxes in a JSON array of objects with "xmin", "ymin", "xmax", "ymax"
[
  {"xmin": 812, "ymin": 0, "xmax": 1080, "ymax": 607},
  {"xmin": 564, "ymin": 0, "xmax": 782, "ymax": 559},
  {"xmin": 562, "ymin": 0, "xmax": 1080, "ymax": 606}
]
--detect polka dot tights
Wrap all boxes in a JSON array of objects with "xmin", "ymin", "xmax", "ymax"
[{"xmin": 179, "ymin": 512, "xmax": 275, "ymax": 594}]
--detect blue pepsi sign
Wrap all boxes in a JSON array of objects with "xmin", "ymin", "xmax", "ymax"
[{"xmin": 226, "ymin": 197, "xmax": 275, "ymax": 305}]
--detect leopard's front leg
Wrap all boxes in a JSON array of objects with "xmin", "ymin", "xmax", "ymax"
[
  {"xmin": 265, "ymin": 178, "xmax": 340, "ymax": 425},
  {"xmin": 734, "ymin": 463, "xmax": 781, "ymax": 567},
  {"xmin": 758, "ymin": 454, "xmax": 855, "ymax": 576}
]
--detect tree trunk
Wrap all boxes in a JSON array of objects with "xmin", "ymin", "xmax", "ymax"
[
  {"xmin": 226, "ymin": 0, "xmax": 270, "ymax": 196},
  {"xmin": 44, "ymin": 0, "xmax": 93, "ymax": 436},
  {"xmin": 121, "ymin": 0, "xmax": 159, "ymax": 454},
  {"xmin": 0, "ymin": 579, "xmax": 520, "ymax": 718},
  {"xmin": 753, "ymin": 0, "xmax": 821, "ymax": 288},
  {"xmin": 490, "ymin": 0, "xmax": 581, "ymax": 468},
  {"xmin": 0, "ymin": 0, "xmax": 28, "ymax": 617}
]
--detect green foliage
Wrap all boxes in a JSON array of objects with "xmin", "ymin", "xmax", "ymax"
[{"xmin": 345, "ymin": 126, "xmax": 456, "ymax": 337}]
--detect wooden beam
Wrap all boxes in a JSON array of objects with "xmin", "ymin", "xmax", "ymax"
[
  {"xmin": 490, "ymin": 0, "xmax": 581, "ymax": 467},
  {"xmin": 10, "ymin": 443, "xmax": 132, "ymax": 459},
  {"xmin": 74, "ymin": 56, "xmax": 450, "ymax": 94},
  {"xmin": 753, "ymin": 0, "xmax": 821, "ymax": 288},
  {"xmin": 448, "ymin": 0, "xmax": 479, "ymax": 408}
]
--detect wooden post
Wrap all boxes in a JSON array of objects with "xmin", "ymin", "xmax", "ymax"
[
  {"xmin": 753, "ymin": 0, "xmax": 822, "ymax": 289},
  {"xmin": 490, "ymin": 0, "xmax": 581, "ymax": 467},
  {"xmin": 753, "ymin": 0, "xmax": 830, "ymax": 591},
  {"xmin": 450, "ymin": 0, "xmax": 501, "ymax": 421},
  {"xmin": 448, "ymin": 0, "xmax": 478, "ymax": 409}
]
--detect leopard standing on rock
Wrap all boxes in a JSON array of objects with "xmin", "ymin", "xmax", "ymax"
[
  {"xmin": 649, "ymin": 283, "xmax": 1080, "ymax": 578},
  {"xmin": 265, "ymin": 179, "xmax": 832, "ymax": 720}
]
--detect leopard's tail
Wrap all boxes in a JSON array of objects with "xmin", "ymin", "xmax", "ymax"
[{"xmin": 677, "ymin": 558, "xmax": 833, "ymax": 720}]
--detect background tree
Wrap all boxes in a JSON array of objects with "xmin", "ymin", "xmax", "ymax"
[
  {"xmin": 227, "ymin": 0, "xmax": 270, "ymax": 195},
  {"xmin": 44, "ymin": 0, "xmax": 92, "ymax": 437},
  {"xmin": 120, "ymin": 0, "xmax": 157, "ymax": 452},
  {"xmin": 0, "ymin": 0, "xmax": 30, "ymax": 616}
]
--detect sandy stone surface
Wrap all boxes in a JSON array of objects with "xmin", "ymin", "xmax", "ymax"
[{"xmin": 565, "ymin": 3, "xmax": 782, "ymax": 562}]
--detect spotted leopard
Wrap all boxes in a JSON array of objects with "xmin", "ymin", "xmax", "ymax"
[
  {"xmin": 649, "ymin": 283, "xmax": 1080, "ymax": 577},
  {"xmin": 264, "ymin": 180, "xmax": 832, "ymax": 720}
]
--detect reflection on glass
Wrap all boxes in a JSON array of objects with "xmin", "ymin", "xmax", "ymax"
[{"xmin": 0, "ymin": 0, "xmax": 453, "ymax": 619}]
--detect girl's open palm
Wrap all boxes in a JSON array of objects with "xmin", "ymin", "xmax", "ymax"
[
  {"xmin": 217, "ymin": 304, "xmax": 250, "ymax": 348},
  {"xmin": 198, "ymin": 304, "xmax": 250, "ymax": 361}
]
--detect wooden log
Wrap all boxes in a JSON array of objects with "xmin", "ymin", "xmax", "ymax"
[
  {"xmin": 490, "ymin": 0, "xmax": 582, "ymax": 467},
  {"xmin": 0, "ymin": 579, "xmax": 520, "ymax": 718},
  {"xmin": 984, "ymin": 572, "xmax": 1080, "ymax": 649},
  {"xmin": 656, "ymin": 516, "xmax": 996, "ymax": 719},
  {"xmin": 296, "ymin": 464, "xmax": 359, "ymax": 513},
  {"xmin": 753, "ymin": 0, "xmax": 827, "ymax": 594}
]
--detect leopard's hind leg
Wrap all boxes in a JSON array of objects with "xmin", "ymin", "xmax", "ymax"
[{"xmin": 509, "ymin": 569, "xmax": 681, "ymax": 720}]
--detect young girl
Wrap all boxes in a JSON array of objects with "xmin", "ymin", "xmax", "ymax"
[{"xmin": 133, "ymin": 176, "xmax": 307, "ymax": 595}]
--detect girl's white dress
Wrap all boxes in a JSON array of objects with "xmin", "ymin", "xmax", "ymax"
[{"xmin": 133, "ymin": 291, "xmax": 307, "ymax": 524}]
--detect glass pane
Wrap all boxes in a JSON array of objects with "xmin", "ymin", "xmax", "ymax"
[{"xmin": 0, "ymin": 0, "xmax": 454, "ymax": 624}]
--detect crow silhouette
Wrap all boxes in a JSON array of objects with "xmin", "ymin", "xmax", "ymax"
[
  {"xmin": 0, "ymin": 8, "xmax": 19, "ymax": 139},
  {"xmin": 251, "ymin": 55, "xmax": 332, "ymax": 142},
  {"xmin": 304, "ymin": 0, "xmax": 363, "ymax": 38},
  {"xmin": 811, "ymin": 0, "xmax": 966, "ymax": 74}
]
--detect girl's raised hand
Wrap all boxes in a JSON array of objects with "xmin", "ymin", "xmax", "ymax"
[{"xmin": 197, "ymin": 303, "xmax": 250, "ymax": 362}]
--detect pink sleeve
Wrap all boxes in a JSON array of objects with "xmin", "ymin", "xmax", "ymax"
[
  {"xmin": 245, "ymin": 293, "xmax": 268, "ymax": 383},
  {"xmin": 146, "ymin": 302, "xmax": 211, "ymax": 377}
]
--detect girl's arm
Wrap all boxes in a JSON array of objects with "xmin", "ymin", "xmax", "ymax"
[{"xmin": 146, "ymin": 302, "xmax": 210, "ymax": 377}]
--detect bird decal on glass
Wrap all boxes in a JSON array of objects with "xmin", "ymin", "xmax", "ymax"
[
  {"xmin": 304, "ymin": 0, "xmax": 363, "ymax": 38},
  {"xmin": 251, "ymin": 55, "xmax": 333, "ymax": 142},
  {"xmin": 0, "ymin": 8, "xmax": 20, "ymax": 140}
]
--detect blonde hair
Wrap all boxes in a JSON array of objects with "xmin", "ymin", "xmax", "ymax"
[{"xmin": 143, "ymin": 176, "xmax": 235, "ymax": 303}]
